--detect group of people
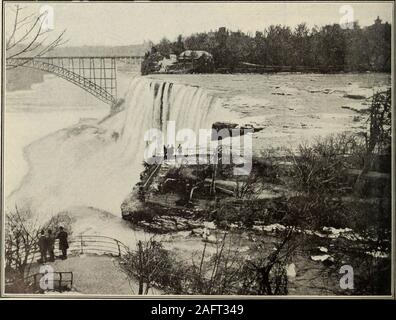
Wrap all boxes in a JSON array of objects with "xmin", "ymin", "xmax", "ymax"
[
  {"xmin": 37, "ymin": 226, "xmax": 69, "ymax": 263},
  {"xmin": 163, "ymin": 144, "xmax": 182, "ymax": 161}
]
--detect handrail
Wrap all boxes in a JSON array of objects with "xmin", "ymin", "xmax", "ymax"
[
  {"xmin": 67, "ymin": 235, "xmax": 129, "ymax": 256},
  {"xmin": 148, "ymin": 145, "xmax": 234, "ymax": 161},
  {"xmin": 6, "ymin": 235, "xmax": 129, "ymax": 268},
  {"xmin": 23, "ymin": 271, "xmax": 73, "ymax": 292}
]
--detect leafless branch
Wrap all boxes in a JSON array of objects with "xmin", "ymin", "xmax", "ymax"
[{"xmin": 6, "ymin": 4, "xmax": 67, "ymax": 63}]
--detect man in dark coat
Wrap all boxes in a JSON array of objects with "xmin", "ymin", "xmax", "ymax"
[
  {"xmin": 57, "ymin": 227, "xmax": 69, "ymax": 260},
  {"xmin": 163, "ymin": 145, "xmax": 168, "ymax": 160},
  {"xmin": 47, "ymin": 229, "xmax": 56, "ymax": 262},
  {"xmin": 38, "ymin": 230, "xmax": 48, "ymax": 263}
]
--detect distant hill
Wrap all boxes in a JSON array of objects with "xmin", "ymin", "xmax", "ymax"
[
  {"xmin": 45, "ymin": 43, "xmax": 151, "ymax": 57},
  {"xmin": 7, "ymin": 43, "xmax": 151, "ymax": 58}
]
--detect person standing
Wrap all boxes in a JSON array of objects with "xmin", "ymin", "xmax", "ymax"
[
  {"xmin": 176, "ymin": 144, "xmax": 183, "ymax": 164},
  {"xmin": 168, "ymin": 145, "xmax": 174, "ymax": 161},
  {"xmin": 38, "ymin": 230, "xmax": 48, "ymax": 264},
  {"xmin": 57, "ymin": 226, "xmax": 69, "ymax": 260},
  {"xmin": 177, "ymin": 144, "xmax": 182, "ymax": 156},
  {"xmin": 163, "ymin": 145, "xmax": 168, "ymax": 160},
  {"xmin": 47, "ymin": 229, "xmax": 56, "ymax": 262}
]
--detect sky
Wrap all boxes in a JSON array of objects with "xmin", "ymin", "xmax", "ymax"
[{"xmin": 4, "ymin": 1, "xmax": 394, "ymax": 47}]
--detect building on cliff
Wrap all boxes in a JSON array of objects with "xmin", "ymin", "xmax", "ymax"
[{"xmin": 141, "ymin": 50, "xmax": 215, "ymax": 75}]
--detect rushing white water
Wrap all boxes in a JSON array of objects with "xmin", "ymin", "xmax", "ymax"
[
  {"xmin": 7, "ymin": 76, "xmax": 228, "ymax": 220},
  {"xmin": 5, "ymin": 72, "xmax": 391, "ymax": 254},
  {"xmin": 118, "ymin": 77, "xmax": 226, "ymax": 160}
]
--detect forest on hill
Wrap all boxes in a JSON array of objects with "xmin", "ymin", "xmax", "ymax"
[{"xmin": 149, "ymin": 18, "xmax": 391, "ymax": 72}]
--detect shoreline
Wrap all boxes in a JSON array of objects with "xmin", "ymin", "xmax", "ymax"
[{"xmin": 4, "ymin": 73, "xmax": 392, "ymax": 295}]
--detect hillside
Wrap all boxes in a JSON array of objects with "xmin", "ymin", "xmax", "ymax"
[
  {"xmin": 6, "ymin": 43, "xmax": 150, "ymax": 58},
  {"xmin": 46, "ymin": 43, "xmax": 151, "ymax": 57}
]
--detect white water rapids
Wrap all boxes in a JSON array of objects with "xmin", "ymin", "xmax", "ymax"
[
  {"xmin": 6, "ymin": 76, "xmax": 230, "ymax": 223},
  {"xmin": 5, "ymin": 72, "xmax": 389, "ymax": 246}
]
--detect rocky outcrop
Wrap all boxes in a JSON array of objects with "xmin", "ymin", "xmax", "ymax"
[{"xmin": 212, "ymin": 121, "xmax": 264, "ymax": 137}]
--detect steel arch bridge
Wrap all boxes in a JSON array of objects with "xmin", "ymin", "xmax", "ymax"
[{"xmin": 6, "ymin": 56, "xmax": 143, "ymax": 105}]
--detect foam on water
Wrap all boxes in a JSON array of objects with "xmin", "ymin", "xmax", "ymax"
[{"xmin": 7, "ymin": 76, "xmax": 227, "ymax": 222}]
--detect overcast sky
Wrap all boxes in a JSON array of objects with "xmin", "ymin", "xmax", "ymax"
[{"xmin": 5, "ymin": 2, "xmax": 394, "ymax": 47}]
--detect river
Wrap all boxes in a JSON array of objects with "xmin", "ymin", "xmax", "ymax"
[
  {"xmin": 4, "ymin": 71, "xmax": 391, "ymax": 294},
  {"xmin": 4, "ymin": 69, "xmax": 141, "ymax": 198},
  {"xmin": 6, "ymin": 71, "xmax": 390, "ymax": 199}
]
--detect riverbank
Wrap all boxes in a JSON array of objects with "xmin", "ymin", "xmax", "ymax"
[
  {"xmin": 27, "ymin": 254, "xmax": 157, "ymax": 295},
  {"xmin": 119, "ymin": 129, "xmax": 391, "ymax": 295},
  {"xmin": 5, "ymin": 73, "xmax": 391, "ymax": 295}
]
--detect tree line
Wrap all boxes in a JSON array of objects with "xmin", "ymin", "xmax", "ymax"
[{"xmin": 149, "ymin": 17, "xmax": 391, "ymax": 72}]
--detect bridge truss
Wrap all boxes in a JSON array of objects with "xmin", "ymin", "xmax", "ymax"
[{"xmin": 6, "ymin": 56, "xmax": 143, "ymax": 105}]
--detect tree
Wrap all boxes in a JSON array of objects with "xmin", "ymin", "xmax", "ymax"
[
  {"xmin": 239, "ymin": 227, "xmax": 297, "ymax": 295},
  {"xmin": 171, "ymin": 34, "xmax": 185, "ymax": 55},
  {"xmin": 315, "ymin": 24, "xmax": 346, "ymax": 69},
  {"xmin": 145, "ymin": 19, "xmax": 391, "ymax": 73},
  {"xmin": 5, "ymin": 208, "xmax": 73, "ymax": 293},
  {"xmin": 354, "ymin": 89, "xmax": 391, "ymax": 194},
  {"xmin": 5, "ymin": 208, "xmax": 41, "ymax": 291},
  {"xmin": 343, "ymin": 22, "xmax": 367, "ymax": 71},
  {"xmin": 118, "ymin": 238, "xmax": 179, "ymax": 294},
  {"xmin": 6, "ymin": 4, "xmax": 67, "ymax": 69},
  {"xmin": 264, "ymin": 25, "xmax": 293, "ymax": 66},
  {"xmin": 292, "ymin": 23, "xmax": 311, "ymax": 66},
  {"xmin": 365, "ymin": 18, "xmax": 391, "ymax": 71},
  {"xmin": 252, "ymin": 31, "xmax": 267, "ymax": 65},
  {"xmin": 226, "ymin": 30, "xmax": 254, "ymax": 68},
  {"xmin": 155, "ymin": 37, "xmax": 172, "ymax": 58}
]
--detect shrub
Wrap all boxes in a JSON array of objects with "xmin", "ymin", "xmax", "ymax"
[{"xmin": 288, "ymin": 134, "xmax": 356, "ymax": 196}]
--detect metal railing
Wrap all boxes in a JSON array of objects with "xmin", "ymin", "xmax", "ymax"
[
  {"xmin": 67, "ymin": 235, "xmax": 129, "ymax": 257},
  {"xmin": 24, "ymin": 272, "xmax": 73, "ymax": 293},
  {"xmin": 147, "ymin": 145, "xmax": 246, "ymax": 165},
  {"xmin": 6, "ymin": 235, "xmax": 129, "ymax": 293},
  {"xmin": 6, "ymin": 235, "xmax": 129, "ymax": 267}
]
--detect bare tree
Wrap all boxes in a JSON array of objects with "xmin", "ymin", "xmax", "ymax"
[
  {"xmin": 5, "ymin": 207, "xmax": 41, "ymax": 288},
  {"xmin": 4, "ymin": 207, "xmax": 74, "ymax": 293},
  {"xmin": 187, "ymin": 232, "xmax": 247, "ymax": 295},
  {"xmin": 6, "ymin": 4, "xmax": 67, "ymax": 69},
  {"xmin": 354, "ymin": 89, "xmax": 391, "ymax": 194},
  {"xmin": 238, "ymin": 227, "xmax": 298, "ymax": 295},
  {"xmin": 118, "ymin": 238, "xmax": 177, "ymax": 295}
]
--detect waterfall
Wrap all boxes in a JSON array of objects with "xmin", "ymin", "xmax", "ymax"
[
  {"xmin": 117, "ymin": 77, "xmax": 221, "ymax": 160},
  {"xmin": 9, "ymin": 76, "xmax": 227, "ymax": 218}
]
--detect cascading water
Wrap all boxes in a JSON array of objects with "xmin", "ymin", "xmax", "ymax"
[
  {"xmin": 118, "ymin": 77, "xmax": 220, "ymax": 159},
  {"xmin": 8, "ymin": 76, "xmax": 227, "ymax": 221}
]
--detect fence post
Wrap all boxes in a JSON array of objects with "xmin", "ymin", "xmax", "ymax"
[{"xmin": 80, "ymin": 235, "xmax": 84, "ymax": 254}]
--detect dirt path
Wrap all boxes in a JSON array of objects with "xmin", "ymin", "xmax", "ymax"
[{"xmin": 31, "ymin": 255, "xmax": 161, "ymax": 295}]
